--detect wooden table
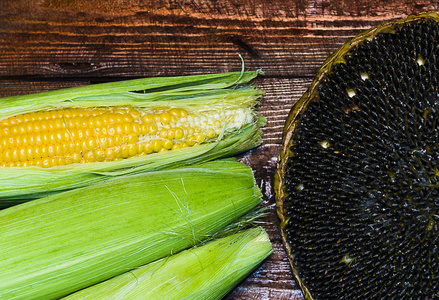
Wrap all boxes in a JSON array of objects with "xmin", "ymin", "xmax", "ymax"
[{"xmin": 1, "ymin": 1, "xmax": 437, "ymax": 299}]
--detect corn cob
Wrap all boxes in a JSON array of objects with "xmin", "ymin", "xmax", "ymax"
[
  {"xmin": 0, "ymin": 101, "xmax": 253, "ymax": 167},
  {"xmin": 0, "ymin": 71, "xmax": 265, "ymax": 206},
  {"xmin": 62, "ymin": 227, "xmax": 272, "ymax": 300},
  {"xmin": 0, "ymin": 159, "xmax": 262, "ymax": 300}
]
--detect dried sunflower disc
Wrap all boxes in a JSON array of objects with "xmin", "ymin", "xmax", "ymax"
[{"xmin": 275, "ymin": 11, "xmax": 439, "ymax": 300}]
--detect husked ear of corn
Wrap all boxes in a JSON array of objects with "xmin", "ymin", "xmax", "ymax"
[
  {"xmin": 0, "ymin": 71, "xmax": 265, "ymax": 206},
  {"xmin": 62, "ymin": 227, "xmax": 272, "ymax": 300},
  {"xmin": 0, "ymin": 159, "xmax": 262, "ymax": 300}
]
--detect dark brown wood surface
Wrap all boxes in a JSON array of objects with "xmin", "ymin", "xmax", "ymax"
[{"xmin": 1, "ymin": 1, "xmax": 437, "ymax": 299}]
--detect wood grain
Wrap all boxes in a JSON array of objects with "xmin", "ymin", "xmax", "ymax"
[
  {"xmin": 1, "ymin": 0, "xmax": 437, "ymax": 79},
  {"xmin": 1, "ymin": 1, "xmax": 438, "ymax": 299}
]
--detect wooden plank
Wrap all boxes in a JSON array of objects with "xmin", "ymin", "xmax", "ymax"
[
  {"xmin": 229, "ymin": 77, "xmax": 310, "ymax": 299},
  {"xmin": 0, "ymin": 0, "xmax": 436, "ymax": 79},
  {"xmin": 0, "ymin": 80, "xmax": 90, "ymax": 97}
]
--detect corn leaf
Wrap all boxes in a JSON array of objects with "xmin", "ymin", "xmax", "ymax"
[
  {"xmin": 0, "ymin": 159, "xmax": 262, "ymax": 300},
  {"xmin": 0, "ymin": 71, "xmax": 262, "ymax": 118},
  {"xmin": 62, "ymin": 227, "xmax": 272, "ymax": 300},
  {"xmin": 0, "ymin": 71, "xmax": 265, "ymax": 205}
]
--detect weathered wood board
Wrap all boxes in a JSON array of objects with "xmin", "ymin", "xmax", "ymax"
[{"xmin": 1, "ymin": 1, "xmax": 437, "ymax": 298}]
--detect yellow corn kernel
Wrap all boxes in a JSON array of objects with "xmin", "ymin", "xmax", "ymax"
[
  {"xmin": 54, "ymin": 144, "xmax": 63, "ymax": 157},
  {"xmin": 41, "ymin": 158, "xmax": 52, "ymax": 168},
  {"xmin": 143, "ymin": 143, "xmax": 154, "ymax": 154},
  {"xmin": 16, "ymin": 123, "xmax": 26, "ymax": 135},
  {"xmin": 8, "ymin": 116, "xmax": 18, "ymax": 125},
  {"xmin": 186, "ymin": 136, "xmax": 198, "ymax": 146},
  {"xmin": 113, "ymin": 147, "xmax": 123, "ymax": 159},
  {"xmin": 162, "ymin": 139, "xmax": 173, "ymax": 150},
  {"xmin": 206, "ymin": 129, "xmax": 216, "ymax": 139},
  {"xmin": 141, "ymin": 114, "xmax": 153, "ymax": 124},
  {"xmin": 100, "ymin": 113, "xmax": 110, "ymax": 125},
  {"xmin": 159, "ymin": 129, "xmax": 168, "ymax": 139},
  {"xmin": 57, "ymin": 157, "xmax": 67, "ymax": 166},
  {"xmin": 16, "ymin": 149, "xmax": 26, "ymax": 162},
  {"xmin": 125, "ymin": 135, "xmax": 139, "ymax": 144},
  {"xmin": 85, "ymin": 139, "xmax": 98, "ymax": 151},
  {"xmin": 120, "ymin": 146, "xmax": 131, "ymax": 159},
  {"xmin": 148, "ymin": 123, "xmax": 158, "ymax": 134},
  {"xmin": 179, "ymin": 108, "xmax": 189, "ymax": 117},
  {"xmin": 107, "ymin": 113, "xmax": 118, "ymax": 124},
  {"xmin": 170, "ymin": 115, "xmax": 178, "ymax": 124},
  {"xmin": 0, "ymin": 126, "xmax": 9, "ymax": 136},
  {"xmin": 140, "ymin": 123, "xmax": 149, "ymax": 135},
  {"xmin": 174, "ymin": 128, "xmax": 184, "ymax": 140},
  {"xmin": 104, "ymin": 148, "xmax": 116, "ymax": 161},
  {"xmin": 8, "ymin": 149, "xmax": 18, "ymax": 163},
  {"xmin": 128, "ymin": 108, "xmax": 141, "ymax": 120},
  {"xmin": 132, "ymin": 123, "xmax": 142, "ymax": 135},
  {"xmin": 93, "ymin": 149, "xmax": 104, "ymax": 162},
  {"xmin": 122, "ymin": 122, "xmax": 133, "ymax": 134},
  {"xmin": 136, "ymin": 143, "xmax": 145, "ymax": 154},
  {"xmin": 167, "ymin": 129, "xmax": 175, "ymax": 140},
  {"xmin": 122, "ymin": 114, "xmax": 134, "ymax": 123},
  {"xmin": 40, "ymin": 146, "xmax": 50, "ymax": 159},
  {"xmin": 47, "ymin": 145, "xmax": 56, "ymax": 158},
  {"xmin": 195, "ymin": 134, "xmax": 206, "ymax": 143},
  {"xmin": 46, "ymin": 158, "xmax": 57, "ymax": 167},
  {"xmin": 168, "ymin": 108, "xmax": 182, "ymax": 117},
  {"xmin": 152, "ymin": 140, "xmax": 163, "ymax": 153},
  {"xmin": 107, "ymin": 126, "xmax": 116, "ymax": 136},
  {"xmin": 153, "ymin": 114, "xmax": 161, "ymax": 123},
  {"xmin": 113, "ymin": 108, "xmax": 127, "ymax": 115},
  {"xmin": 160, "ymin": 112, "xmax": 172, "ymax": 124},
  {"xmin": 114, "ymin": 114, "xmax": 125, "ymax": 124},
  {"xmin": 71, "ymin": 153, "xmax": 82, "ymax": 164},
  {"xmin": 83, "ymin": 151, "xmax": 95, "ymax": 162},
  {"xmin": 106, "ymin": 137, "xmax": 116, "ymax": 148},
  {"xmin": 114, "ymin": 124, "xmax": 124, "ymax": 135},
  {"xmin": 128, "ymin": 145, "xmax": 138, "ymax": 157}
]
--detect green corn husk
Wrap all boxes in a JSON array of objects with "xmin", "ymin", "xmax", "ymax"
[
  {"xmin": 0, "ymin": 159, "xmax": 262, "ymax": 300},
  {"xmin": 0, "ymin": 70, "xmax": 265, "ymax": 206},
  {"xmin": 62, "ymin": 227, "xmax": 272, "ymax": 300}
]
